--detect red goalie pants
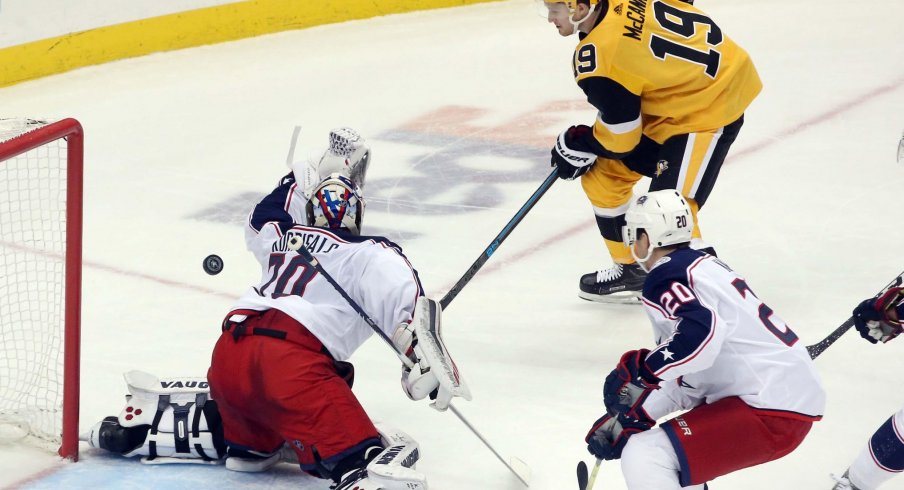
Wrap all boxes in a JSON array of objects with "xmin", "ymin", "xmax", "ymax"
[
  {"xmin": 661, "ymin": 396, "xmax": 817, "ymax": 486},
  {"xmin": 207, "ymin": 308, "xmax": 380, "ymax": 472}
]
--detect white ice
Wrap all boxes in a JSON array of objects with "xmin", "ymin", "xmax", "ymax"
[{"xmin": 1, "ymin": 0, "xmax": 903, "ymax": 488}]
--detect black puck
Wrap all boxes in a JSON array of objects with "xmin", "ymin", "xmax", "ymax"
[{"xmin": 203, "ymin": 254, "xmax": 224, "ymax": 275}]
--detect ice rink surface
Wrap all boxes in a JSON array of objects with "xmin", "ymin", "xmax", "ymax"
[{"xmin": 1, "ymin": 0, "xmax": 903, "ymax": 488}]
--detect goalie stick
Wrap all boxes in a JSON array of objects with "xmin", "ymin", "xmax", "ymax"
[
  {"xmin": 285, "ymin": 126, "xmax": 301, "ymax": 168},
  {"xmin": 807, "ymin": 269, "xmax": 904, "ymax": 359},
  {"xmin": 439, "ymin": 169, "xmax": 557, "ymax": 310},
  {"xmin": 293, "ymin": 245, "xmax": 531, "ymax": 487}
]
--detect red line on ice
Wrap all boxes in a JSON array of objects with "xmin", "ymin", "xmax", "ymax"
[{"xmin": 22, "ymin": 75, "xmax": 900, "ymax": 300}]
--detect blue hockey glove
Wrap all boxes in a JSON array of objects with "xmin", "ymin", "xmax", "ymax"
[
  {"xmin": 853, "ymin": 287, "xmax": 904, "ymax": 344},
  {"xmin": 550, "ymin": 125, "xmax": 597, "ymax": 180},
  {"xmin": 603, "ymin": 349, "xmax": 661, "ymax": 418},
  {"xmin": 585, "ymin": 412, "xmax": 653, "ymax": 460}
]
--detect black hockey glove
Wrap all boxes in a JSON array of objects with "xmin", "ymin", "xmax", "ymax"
[
  {"xmin": 585, "ymin": 412, "xmax": 653, "ymax": 460},
  {"xmin": 852, "ymin": 287, "xmax": 904, "ymax": 344},
  {"xmin": 603, "ymin": 349, "xmax": 661, "ymax": 419},
  {"xmin": 550, "ymin": 125, "xmax": 598, "ymax": 180}
]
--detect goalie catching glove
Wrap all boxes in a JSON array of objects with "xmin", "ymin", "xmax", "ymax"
[
  {"xmin": 852, "ymin": 287, "xmax": 904, "ymax": 344},
  {"xmin": 291, "ymin": 127, "xmax": 372, "ymax": 200},
  {"xmin": 392, "ymin": 297, "xmax": 471, "ymax": 411}
]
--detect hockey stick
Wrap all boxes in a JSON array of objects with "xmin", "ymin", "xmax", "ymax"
[
  {"xmin": 294, "ymin": 245, "xmax": 411, "ymax": 368},
  {"xmin": 576, "ymin": 459, "xmax": 602, "ymax": 490},
  {"xmin": 439, "ymin": 169, "xmax": 558, "ymax": 310},
  {"xmin": 294, "ymin": 245, "xmax": 531, "ymax": 486},
  {"xmin": 449, "ymin": 403, "xmax": 531, "ymax": 487},
  {"xmin": 577, "ymin": 461, "xmax": 588, "ymax": 490},
  {"xmin": 806, "ymin": 269, "xmax": 904, "ymax": 359},
  {"xmin": 285, "ymin": 126, "xmax": 301, "ymax": 167}
]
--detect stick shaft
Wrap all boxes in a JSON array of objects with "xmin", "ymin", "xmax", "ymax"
[
  {"xmin": 297, "ymin": 247, "xmax": 413, "ymax": 368},
  {"xmin": 806, "ymin": 318, "xmax": 854, "ymax": 359},
  {"xmin": 297, "ymin": 247, "xmax": 527, "ymax": 485},
  {"xmin": 806, "ymin": 269, "xmax": 904, "ymax": 359},
  {"xmin": 450, "ymin": 404, "xmax": 530, "ymax": 487},
  {"xmin": 586, "ymin": 459, "xmax": 602, "ymax": 489},
  {"xmin": 439, "ymin": 170, "xmax": 557, "ymax": 310}
]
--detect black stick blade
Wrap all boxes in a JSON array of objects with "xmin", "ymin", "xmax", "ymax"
[{"xmin": 577, "ymin": 461, "xmax": 589, "ymax": 490}]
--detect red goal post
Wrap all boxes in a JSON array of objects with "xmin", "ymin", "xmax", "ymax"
[{"xmin": 0, "ymin": 118, "xmax": 83, "ymax": 460}]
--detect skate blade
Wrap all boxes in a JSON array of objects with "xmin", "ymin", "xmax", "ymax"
[{"xmin": 577, "ymin": 291, "xmax": 641, "ymax": 305}]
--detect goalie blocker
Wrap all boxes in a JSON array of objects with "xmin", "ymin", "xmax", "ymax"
[{"xmin": 392, "ymin": 297, "xmax": 471, "ymax": 411}]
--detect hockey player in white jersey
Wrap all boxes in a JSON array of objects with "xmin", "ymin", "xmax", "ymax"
[
  {"xmin": 584, "ymin": 190, "xmax": 826, "ymax": 489},
  {"xmin": 206, "ymin": 139, "xmax": 466, "ymax": 488},
  {"xmin": 831, "ymin": 288, "xmax": 904, "ymax": 490},
  {"xmin": 83, "ymin": 135, "xmax": 467, "ymax": 489}
]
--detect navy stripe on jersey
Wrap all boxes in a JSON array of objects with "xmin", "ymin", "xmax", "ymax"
[
  {"xmin": 643, "ymin": 250, "xmax": 717, "ymax": 377},
  {"xmin": 646, "ymin": 291, "xmax": 717, "ymax": 377},
  {"xmin": 249, "ymin": 172, "xmax": 296, "ymax": 233}
]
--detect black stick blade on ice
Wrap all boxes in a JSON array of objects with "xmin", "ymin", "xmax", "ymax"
[{"xmin": 577, "ymin": 461, "xmax": 589, "ymax": 490}]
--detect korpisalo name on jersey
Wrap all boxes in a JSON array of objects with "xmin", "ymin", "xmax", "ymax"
[{"xmin": 273, "ymin": 230, "xmax": 340, "ymax": 254}]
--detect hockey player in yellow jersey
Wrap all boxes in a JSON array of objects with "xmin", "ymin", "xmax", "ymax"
[{"xmin": 544, "ymin": 0, "xmax": 762, "ymax": 303}]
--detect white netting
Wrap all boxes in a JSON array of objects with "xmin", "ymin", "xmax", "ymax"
[{"xmin": 0, "ymin": 118, "xmax": 67, "ymax": 450}]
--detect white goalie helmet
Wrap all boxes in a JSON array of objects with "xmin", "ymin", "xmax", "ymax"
[
  {"xmin": 306, "ymin": 173, "xmax": 365, "ymax": 235},
  {"xmin": 623, "ymin": 190, "xmax": 693, "ymax": 265}
]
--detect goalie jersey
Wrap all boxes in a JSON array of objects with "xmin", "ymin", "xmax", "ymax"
[
  {"xmin": 638, "ymin": 248, "xmax": 826, "ymax": 421},
  {"xmin": 574, "ymin": 0, "xmax": 761, "ymax": 155},
  {"xmin": 234, "ymin": 179, "xmax": 423, "ymax": 361}
]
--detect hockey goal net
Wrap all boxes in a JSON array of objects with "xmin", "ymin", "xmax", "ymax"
[{"xmin": 0, "ymin": 118, "xmax": 82, "ymax": 460}]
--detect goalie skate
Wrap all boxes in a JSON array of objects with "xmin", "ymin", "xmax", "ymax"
[
  {"xmin": 332, "ymin": 467, "xmax": 384, "ymax": 490},
  {"xmin": 578, "ymin": 263, "xmax": 645, "ymax": 304}
]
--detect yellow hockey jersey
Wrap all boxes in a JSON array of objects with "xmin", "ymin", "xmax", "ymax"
[{"xmin": 572, "ymin": 0, "xmax": 762, "ymax": 154}]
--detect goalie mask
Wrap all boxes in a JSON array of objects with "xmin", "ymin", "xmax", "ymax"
[
  {"xmin": 623, "ymin": 190, "xmax": 693, "ymax": 267},
  {"xmin": 306, "ymin": 173, "xmax": 365, "ymax": 235}
]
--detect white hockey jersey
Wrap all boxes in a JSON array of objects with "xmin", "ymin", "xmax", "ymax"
[
  {"xmin": 232, "ymin": 176, "xmax": 422, "ymax": 361},
  {"xmin": 638, "ymin": 248, "xmax": 825, "ymax": 421}
]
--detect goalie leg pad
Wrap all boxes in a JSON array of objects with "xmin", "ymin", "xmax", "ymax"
[{"xmin": 116, "ymin": 371, "xmax": 225, "ymax": 463}]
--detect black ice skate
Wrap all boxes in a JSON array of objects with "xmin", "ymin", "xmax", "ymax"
[{"xmin": 579, "ymin": 263, "xmax": 647, "ymax": 304}]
